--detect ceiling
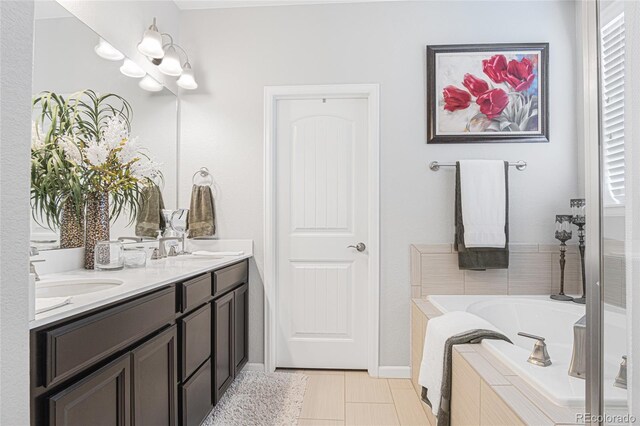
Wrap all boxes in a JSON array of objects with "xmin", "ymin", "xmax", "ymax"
[{"xmin": 173, "ymin": 0, "xmax": 403, "ymax": 10}]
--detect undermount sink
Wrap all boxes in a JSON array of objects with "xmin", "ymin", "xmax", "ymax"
[{"xmin": 36, "ymin": 278, "xmax": 124, "ymax": 298}]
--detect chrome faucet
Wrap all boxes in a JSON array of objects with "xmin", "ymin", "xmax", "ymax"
[
  {"xmin": 569, "ymin": 315, "xmax": 587, "ymax": 379},
  {"xmin": 518, "ymin": 332, "xmax": 552, "ymax": 366},
  {"xmin": 29, "ymin": 246, "xmax": 45, "ymax": 281},
  {"xmin": 158, "ymin": 237, "xmax": 183, "ymax": 258}
]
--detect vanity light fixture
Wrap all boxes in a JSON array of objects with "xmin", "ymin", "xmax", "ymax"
[
  {"xmin": 137, "ymin": 17, "xmax": 199, "ymax": 90},
  {"xmin": 138, "ymin": 74, "xmax": 163, "ymax": 92},
  {"xmin": 137, "ymin": 18, "xmax": 165, "ymax": 59},
  {"xmin": 177, "ymin": 62, "xmax": 198, "ymax": 90},
  {"xmin": 120, "ymin": 58, "xmax": 146, "ymax": 78},
  {"xmin": 94, "ymin": 38, "xmax": 124, "ymax": 61},
  {"xmin": 158, "ymin": 45, "xmax": 183, "ymax": 76}
]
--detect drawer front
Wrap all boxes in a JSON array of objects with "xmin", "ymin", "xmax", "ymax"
[
  {"xmin": 44, "ymin": 287, "xmax": 176, "ymax": 388},
  {"xmin": 179, "ymin": 273, "xmax": 211, "ymax": 313},
  {"xmin": 179, "ymin": 304, "xmax": 211, "ymax": 381},
  {"xmin": 180, "ymin": 358, "xmax": 213, "ymax": 426},
  {"xmin": 213, "ymin": 260, "xmax": 248, "ymax": 297}
]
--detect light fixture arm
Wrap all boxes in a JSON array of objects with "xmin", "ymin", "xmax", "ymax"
[{"xmin": 161, "ymin": 37, "xmax": 191, "ymax": 66}]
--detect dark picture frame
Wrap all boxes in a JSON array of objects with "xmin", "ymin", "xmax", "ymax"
[{"xmin": 427, "ymin": 43, "xmax": 549, "ymax": 144}]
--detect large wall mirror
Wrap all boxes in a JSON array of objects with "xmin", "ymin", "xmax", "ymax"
[{"xmin": 31, "ymin": 1, "xmax": 178, "ymax": 250}]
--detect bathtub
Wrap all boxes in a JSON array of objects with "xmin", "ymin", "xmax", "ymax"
[{"xmin": 427, "ymin": 295, "xmax": 627, "ymax": 408}]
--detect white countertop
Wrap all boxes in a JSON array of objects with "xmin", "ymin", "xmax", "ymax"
[{"xmin": 30, "ymin": 253, "xmax": 252, "ymax": 330}]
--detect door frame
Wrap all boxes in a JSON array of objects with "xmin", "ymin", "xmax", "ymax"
[{"xmin": 263, "ymin": 84, "xmax": 380, "ymax": 376}]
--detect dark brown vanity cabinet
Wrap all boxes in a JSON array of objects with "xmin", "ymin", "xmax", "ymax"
[
  {"xmin": 212, "ymin": 261, "xmax": 249, "ymax": 405},
  {"xmin": 31, "ymin": 259, "xmax": 249, "ymax": 426},
  {"xmin": 48, "ymin": 354, "xmax": 131, "ymax": 426},
  {"xmin": 131, "ymin": 326, "xmax": 178, "ymax": 426},
  {"xmin": 213, "ymin": 291, "xmax": 234, "ymax": 403}
]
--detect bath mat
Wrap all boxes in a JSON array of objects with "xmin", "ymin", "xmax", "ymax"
[{"xmin": 202, "ymin": 371, "xmax": 308, "ymax": 426}]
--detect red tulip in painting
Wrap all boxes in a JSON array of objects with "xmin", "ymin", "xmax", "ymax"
[{"xmin": 439, "ymin": 53, "xmax": 540, "ymax": 133}]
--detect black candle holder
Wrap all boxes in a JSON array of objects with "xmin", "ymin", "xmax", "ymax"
[
  {"xmin": 571, "ymin": 199, "xmax": 586, "ymax": 304},
  {"xmin": 551, "ymin": 214, "xmax": 574, "ymax": 301}
]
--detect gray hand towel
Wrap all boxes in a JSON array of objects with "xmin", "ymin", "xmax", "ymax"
[
  {"xmin": 135, "ymin": 184, "xmax": 166, "ymax": 238},
  {"xmin": 421, "ymin": 329, "xmax": 512, "ymax": 426},
  {"xmin": 188, "ymin": 185, "xmax": 216, "ymax": 238},
  {"xmin": 454, "ymin": 161, "xmax": 509, "ymax": 269}
]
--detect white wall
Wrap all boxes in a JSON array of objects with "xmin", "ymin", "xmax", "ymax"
[
  {"xmin": 0, "ymin": 1, "xmax": 34, "ymax": 423},
  {"xmin": 178, "ymin": 0, "xmax": 580, "ymax": 367}
]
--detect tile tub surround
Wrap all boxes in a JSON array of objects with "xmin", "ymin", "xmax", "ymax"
[
  {"xmin": 410, "ymin": 243, "xmax": 583, "ymax": 299},
  {"xmin": 410, "ymin": 299, "xmax": 583, "ymax": 425},
  {"xmin": 30, "ymin": 246, "xmax": 253, "ymax": 329}
]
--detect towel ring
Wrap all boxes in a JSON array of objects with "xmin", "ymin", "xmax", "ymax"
[{"xmin": 192, "ymin": 167, "xmax": 214, "ymax": 187}]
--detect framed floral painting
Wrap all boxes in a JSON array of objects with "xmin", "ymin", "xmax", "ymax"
[{"xmin": 427, "ymin": 43, "xmax": 549, "ymax": 144}]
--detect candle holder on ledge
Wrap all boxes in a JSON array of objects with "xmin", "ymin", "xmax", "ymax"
[
  {"xmin": 571, "ymin": 199, "xmax": 586, "ymax": 304},
  {"xmin": 551, "ymin": 214, "xmax": 574, "ymax": 301}
]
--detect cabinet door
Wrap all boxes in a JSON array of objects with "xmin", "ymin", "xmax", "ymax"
[
  {"xmin": 213, "ymin": 291, "xmax": 234, "ymax": 403},
  {"xmin": 48, "ymin": 354, "xmax": 130, "ymax": 426},
  {"xmin": 233, "ymin": 283, "xmax": 248, "ymax": 372},
  {"xmin": 131, "ymin": 326, "xmax": 178, "ymax": 426}
]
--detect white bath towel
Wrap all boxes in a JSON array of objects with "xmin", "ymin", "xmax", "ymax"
[
  {"xmin": 418, "ymin": 311, "xmax": 501, "ymax": 416},
  {"xmin": 459, "ymin": 160, "xmax": 506, "ymax": 248}
]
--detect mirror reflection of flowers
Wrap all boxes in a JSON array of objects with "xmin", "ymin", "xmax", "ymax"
[
  {"xmin": 60, "ymin": 116, "xmax": 162, "ymax": 194},
  {"xmin": 442, "ymin": 53, "xmax": 539, "ymax": 132}
]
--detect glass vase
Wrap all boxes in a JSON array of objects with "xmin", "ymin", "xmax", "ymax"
[
  {"xmin": 59, "ymin": 198, "xmax": 84, "ymax": 249},
  {"xmin": 85, "ymin": 192, "xmax": 110, "ymax": 269}
]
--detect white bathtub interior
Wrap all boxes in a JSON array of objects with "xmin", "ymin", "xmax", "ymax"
[{"xmin": 427, "ymin": 295, "xmax": 627, "ymax": 408}]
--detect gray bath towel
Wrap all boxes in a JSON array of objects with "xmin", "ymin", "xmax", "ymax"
[
  {"xmin": 188, "ymin": 185, "xmax": 216, "ymax": 238},
  {"xmin": 454, "ymin": 161, "xmax": 509, "ymax": 269},
  {"xmin": 135, "ymin": 184, "xmax": 166, "ymax": 238},
  {"xmin": 421, "ymin": 329, "xmax": 512, "ymax": 426}
]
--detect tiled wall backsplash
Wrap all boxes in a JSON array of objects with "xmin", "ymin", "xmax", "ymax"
[
  {"xmin": 410, "ymin": 243, "xmax": 626, "ymax": 307},
  {"xmin": 410, "ymin": 243, "xmax": 582, "ymax": 298}
]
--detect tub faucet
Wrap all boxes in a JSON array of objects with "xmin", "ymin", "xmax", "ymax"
[
  {"xmin": 569, "ymin": 315, "xmax": 586, "ymax": 379},
  {"xmin": 518, "ymin": 332, "xmax": 552, "ymax": 366}
]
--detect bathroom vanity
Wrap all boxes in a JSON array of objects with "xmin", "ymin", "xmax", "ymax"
[{"xmin": 29, "ymin": 258, "xmax": 250, "ymax": 426}]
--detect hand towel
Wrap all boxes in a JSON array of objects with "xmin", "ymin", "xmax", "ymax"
[
  {"xmin": 36, "ymin": 297, "xmax": 71, "ymax": 314},
  {"xmin": 459, "ymin": 160, "xmax": 506, "ymax": 248},
  {"xmin": 135, "ymin": 184, "xmax": 166, "ymax": 238},
  {"xmin": 455, "ymin": 161, "xmax": 509, "ymax": 269},
  {"xmin": 192, "ymin": 250, "xmax": 244, "ymax": 257},
  {"xmin": 418, "ymin": 311, "xmax": 511, "ymax": 425},
  {"xmin": 188, "ymin": 185, "xmax": 216, "ymax": 238}
]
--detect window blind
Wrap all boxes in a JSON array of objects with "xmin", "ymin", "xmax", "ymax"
[{"xmin": 601, "ymin": 12, "xmax": 625, "ymax": 205}]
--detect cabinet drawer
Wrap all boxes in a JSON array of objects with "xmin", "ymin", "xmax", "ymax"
[
  {"xmin": 179, "ymin": 304, "xmax": 211, "ymax": 381},
  {"xmin": 180, "ymin": 358, "xmax": 213, "ymax": 426},
  {"xmin": 179, "ymin": 273, "xmax": 211, "ymax": 313},
  {"xmin": 213, "ymin": 260, "xmax": 247, "ymax": 297},
  {"xmin": 43, "ymin": 287, "xmax": 176, "ymax": 388}
]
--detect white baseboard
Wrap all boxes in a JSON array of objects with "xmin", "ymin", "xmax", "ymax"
[
  {"xmin": 243, "ymin": 363, "xmax": 265, "ymax": 372},
  {"xmin": 378, "ymin": 366, "xmax": 410, "ymax": 378}
]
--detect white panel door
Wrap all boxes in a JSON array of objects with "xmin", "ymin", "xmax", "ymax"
[{"xmin": 276, "ymin": 97, "xmax": 369, "ymax": 369}]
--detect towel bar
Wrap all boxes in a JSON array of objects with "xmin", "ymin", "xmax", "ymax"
[{"xmin": 429, "ymin": 160, "xmax": 527, "ymax": 172}]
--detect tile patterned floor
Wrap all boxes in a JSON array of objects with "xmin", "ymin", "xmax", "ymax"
[{"xmin": 280, "ymin": 369, "xmax": 431, "ymax": 426}]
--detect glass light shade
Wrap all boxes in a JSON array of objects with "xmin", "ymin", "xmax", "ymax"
[
  {"xmin": 119, "ymin": 58, "xmax": 145, "ymax": 78},
  {"xmin": 138, "ymin": 74, "xmax": 163, "ymax": 92},
  {"xmin": 94, "ymin": 38, "xmax": 124, "ymax": 61},
  {"xmin": 158, "ymin": 46, "xmax": 183, "ymax": 76},
  {"xmin": 137, "ymin": 28, "xmax": 164, "ymax": 59},
  {"xmin": 177, "ymin": 64, "xmax": 198, "ymax": 90},
  {"xmin": 570, "ymin": 199, "xmax": 586, "ymax": 224}
]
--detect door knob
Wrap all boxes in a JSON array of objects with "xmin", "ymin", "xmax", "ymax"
[{"xmin": 347, "ymin": 242, "xmax": 366, "ymax": 252}]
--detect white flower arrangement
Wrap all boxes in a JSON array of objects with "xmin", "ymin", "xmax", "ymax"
[{"xmin": 55, "ymin": 116, "xmax": 162, "ymax": 191}]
